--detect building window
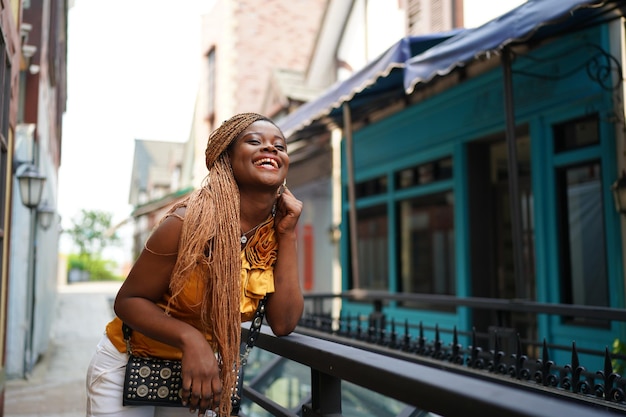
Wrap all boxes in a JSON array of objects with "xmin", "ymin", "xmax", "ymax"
[
  {"xmin": 0, "ymin": 39, "xmax": 9, "ymax": 138},
  {"xmin": 48, "ymin": 0, "xmax": 59, "ymax": 86},
  {"xmin": 405, "ymin": 0, "xmax": 459, "ymax": 35},
  {"xmin": 206, "ymin": 47, "xmax": 216, "ymax": 118},
  {"xmin": 0, "ymin": 33, "xmax": 10, "ymax": 258},
  {"xmin": 355, "ymin": 175, "xmax": 387, "ymax": 198},
  {"xmin": 354, "ymin": 205, "xmax": 388, "ymax": 291},
  {"xmin": 406, "ymin": 0, "xmax": 423, "ymax": 35},
  {"xmin": 397, "ymin": 191, "xmax": 455, "ymax": 310},
  {"xmin": 395, "ymin": 157, "xmax": 452, "ymax": 189},
  {"xmin": 556, "ymin": 162, "xmax": 609, "ymax": 319},
  {"xmin": 348, "ymin": 153, "xmax": 455, "ymax": 305},
  {"xmin": 553, "ymin": 115, "xmax": 609, "ymax": 327},
  {"xmin": 553, "ymin": 115, "xmax": 599, "ymax": 153}
]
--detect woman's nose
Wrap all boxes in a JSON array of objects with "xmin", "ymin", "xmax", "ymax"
[{"xmin": 263, "ymin": 143, "xmax": 277, "ymax": 152}]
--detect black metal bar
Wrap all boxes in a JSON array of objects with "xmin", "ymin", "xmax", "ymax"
[
  {"xmin": 302, "ymin": 369, "xmax": 342, "ymax": 417},
  {"xmin": 304, "ymin": 291, "xmax": 626, "ymax": 322},
  {"xmin": 342, "ymin": 102, "xmax": 360, "ymax": 289},
  {"xmin": 250, "ymin": 327, "xmax": 623, "ymax": 417},
  {"xmin": 241, "ymin": 385, "xmax": 299, "ymax": 417},
  {"xmin": 502, "ymin": 46, "xmax": 527, "ymax": 300}
]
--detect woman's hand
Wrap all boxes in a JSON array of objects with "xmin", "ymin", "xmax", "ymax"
[
  {"xmin": 266, "ymin": 186, "xmax": 304, "ymax": 335},
  {"xmin": 179, "ymin": 332, "xmax": 222, "ymax": 415},
  {"xmin": 274, "ymin": 186, "xmax": 302, "ymax": 236}
]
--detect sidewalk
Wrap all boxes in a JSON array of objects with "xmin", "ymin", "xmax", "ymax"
[{"xmin": 4, "ymin": 280, "xmax": 122, "ymax": 417}]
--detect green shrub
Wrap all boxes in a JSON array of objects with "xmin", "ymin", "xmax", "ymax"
[
  {"xmin": 66, "ymin": 253, "xmax": 124, "ymax": 281},
  {"xmin": 612, "ymin": 338, "xmax": 626, "ymax": 374},
  {"xmin": 67, "ymin": 254, "xmax": 88, "ymax": 271}
]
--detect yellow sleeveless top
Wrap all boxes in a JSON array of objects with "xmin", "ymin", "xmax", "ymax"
[{"xmin": 106, "ymin": 218, "xmax": 277, "ymax": 359}]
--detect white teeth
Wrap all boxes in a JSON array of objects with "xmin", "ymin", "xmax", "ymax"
[{"xmin": 255, "ymin": 158, "xmax": 278, "ymax": 168}]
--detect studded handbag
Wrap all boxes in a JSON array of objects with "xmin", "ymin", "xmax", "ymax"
[{"xmin": 122, "ymin": 297, "xmax": 267, "ymax": 415}]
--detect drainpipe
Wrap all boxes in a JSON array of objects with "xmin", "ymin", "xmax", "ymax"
[{"xmin": 502, "ymin": 47, "xmax": 526, "ymax": 299}]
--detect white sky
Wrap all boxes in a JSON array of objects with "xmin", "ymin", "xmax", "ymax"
[
  {"xmin": 57, "ymin": 0, "xmax": 526, "ymax": 265},
  {"xmin": 464, "ymin": 0, "xmax": 526, "ymax": 28},
  {"xmin": 58, "ymin": 0, "xmax": 214, "ymax": 260}
]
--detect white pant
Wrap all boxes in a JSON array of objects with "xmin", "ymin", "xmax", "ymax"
[{"xmin": 86, "ymin": 334, "xmax": 214, "ymax": 417}]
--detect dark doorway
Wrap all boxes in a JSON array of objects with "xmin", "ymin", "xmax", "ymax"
[{"xmin": 467, "ymin": 132, "xmax": 537, "ymax": 352}]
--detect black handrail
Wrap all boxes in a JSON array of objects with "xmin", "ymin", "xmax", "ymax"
[{"xmin": 241, "ymin": 326, "xmax": 625, "ymax": 417}]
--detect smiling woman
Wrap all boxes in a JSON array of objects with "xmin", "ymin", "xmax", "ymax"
[{"xmin": 85, "ymin": 113, "xmax": 303, "ymax": 417}]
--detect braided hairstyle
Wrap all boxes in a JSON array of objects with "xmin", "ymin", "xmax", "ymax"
[{"xmin": 167, "ymin": 112, "xmax": 276, "ymax": 416}]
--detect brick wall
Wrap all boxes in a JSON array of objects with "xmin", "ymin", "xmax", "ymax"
[{"xmin": 232, "ymin": 0, "xmax": 326, "ymax": 113}]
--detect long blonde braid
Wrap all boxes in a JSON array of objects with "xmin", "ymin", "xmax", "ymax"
[{"xmin": 167, "ymin": 112, "xmax": 273, "ymax": 416}]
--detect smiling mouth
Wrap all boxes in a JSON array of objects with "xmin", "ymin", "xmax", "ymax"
[{"xmin": 254, "ymin": 158, "xmax": 279, "ymax": 169}]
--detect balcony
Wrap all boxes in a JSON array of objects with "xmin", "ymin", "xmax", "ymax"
[{"xmin": 237, "ymin": 291, "xmax": 626, "ymax": 417}]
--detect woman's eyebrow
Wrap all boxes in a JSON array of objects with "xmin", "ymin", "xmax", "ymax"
[{"xmin": 247, "ymin": 131, "xmax": 285, "ymax": 140}]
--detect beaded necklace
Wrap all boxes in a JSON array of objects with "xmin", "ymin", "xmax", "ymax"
[{"xmin": 240, "ymin": 202, "xmax": 276, "ymax": 245}]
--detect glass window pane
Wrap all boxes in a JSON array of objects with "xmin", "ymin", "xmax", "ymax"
[
  {"xmin": 1, "ymin": 44, "xmax": 8, "ymax": 139},
  {"xmin": 395, "ymin": 157, "xmax": 453, "ymax": 189},
  {"xmin": 207, "ymin": 48, "xmax": 216, "ymax": 116},
  {"xmin": 355, "ymin": 205, "xmax": 388, "ymax": 291},
  {"xmin": 244, "ymin": 349, "xmax": 434, "ymax": 417},
  {"xmin": 355, "ymin": 176, "xmax": 387, "ymax": 198},
  {"xmin": 557, "ymin": 162, "xmax": 609, "ymax": 322},
  {"xmin": 243, "ymin": 351, "xmax": 311, "ymax": 416},
  {"xmin": 397, "ymin": 191, "xmax": 455, "ymax": 310},
  {"xmin": 341, "ymin": 381, "xmax": 423, "ymax": 416},
  {"xmin": 553, "ymin": 115, "xmax": 599, "ymax": 153}
]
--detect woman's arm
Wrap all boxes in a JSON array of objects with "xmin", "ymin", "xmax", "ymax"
[
  {"xmin": 113, "ymin": 207, "xmax": 221, "ymax": 413},
  {"xmin": 114, "ymin": 208, "xmax": 202, "ymax": 352},
  {"xmin": 265, "ymin": 187, "xmax": 304, "ymax": 336}
]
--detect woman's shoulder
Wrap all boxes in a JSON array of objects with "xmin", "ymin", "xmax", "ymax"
[
  {"xmin": 165, "ymin": 206, "xmax": 186, "ymax": 221},
  {"xmin": 144, "ymin": 207, "xmax": 187, "ymax": 255}
]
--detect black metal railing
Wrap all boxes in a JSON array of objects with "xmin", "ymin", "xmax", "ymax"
[
  {"xmin": 302, "ymin": 290, "xmax": 626, "ymax": 358},
  {"xmin": 296, "ymin": 291, "xmax": 626, "ymax": 410},
  {"xmin": 236, "ymin": 291, "xmax": 626, "ymax": 416},
  {"xmin": 240, "ymin": 326, "xmax": 625, "ymax": 417}
]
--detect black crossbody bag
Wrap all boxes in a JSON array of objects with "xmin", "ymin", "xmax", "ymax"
[{"xmin": 122, "ymin": 297, "xmax": 266, "ymax": 416}]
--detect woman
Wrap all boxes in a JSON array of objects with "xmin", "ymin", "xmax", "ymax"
[{"xmin": 86, "ymin": 113, "xmax": 304, "ymax": 417}]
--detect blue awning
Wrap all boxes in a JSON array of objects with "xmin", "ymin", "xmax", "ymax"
[
  {"xmin": 278, "ymin": 30, "xmax": 464, "ymax": 137},
  {"xmin": 404, "ymin": 0, "xmax": 624, "ymax": 93},
  {"xmin": 279, "ymin": 0, "xmax": 624, "ymax": 138}
]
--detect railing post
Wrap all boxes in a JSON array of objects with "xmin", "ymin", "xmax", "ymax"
[{"xmin": 302, "ymin": 369, "xmax": 342, "ymax": 417}]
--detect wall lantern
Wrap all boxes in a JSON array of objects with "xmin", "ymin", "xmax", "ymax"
[
  {"xmin": 612, "ymin": 170, "xmax": 626, "ymax": 215},
  {"xmin": 15, "ymin": 161, "xmax": 48, "ymax": 375},
  {"xmin": 327, "ymin": 224, "xmax": 341, "ymax": 244},
  {"xmin": 16, "ymin": 164, "xmax": 46, "ymax": 209},
  {"xmin": 37, "ymin": 201, "xmax": 55, "ymax": 230}
]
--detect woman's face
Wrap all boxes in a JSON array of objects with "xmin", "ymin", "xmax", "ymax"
[{"xmin": 229, "ymin": 120, "xmax": 289, "ymax": 191}]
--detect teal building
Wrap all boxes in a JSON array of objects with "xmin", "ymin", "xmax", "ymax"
[{"xmin": 279, "ymin": 0, "xmax": 626, "ymax": 370}]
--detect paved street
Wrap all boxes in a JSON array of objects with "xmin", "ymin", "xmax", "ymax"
[{"xmin": 4, "ymin": 281, "xmax": 122, "ymax": 417}]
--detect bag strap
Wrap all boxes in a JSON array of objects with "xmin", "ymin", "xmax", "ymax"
[
  {"xmin": 121, "ymin": 295, "xmax": 268, "ymax": 357},
  {"xmin": 232, "ymin": 296, "xmax": 267, "ymax": 415}
]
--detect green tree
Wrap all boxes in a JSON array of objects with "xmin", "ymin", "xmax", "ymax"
[{"xmin": 65, "ymin": 209, "xmax": 122, "ymax": 281}]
